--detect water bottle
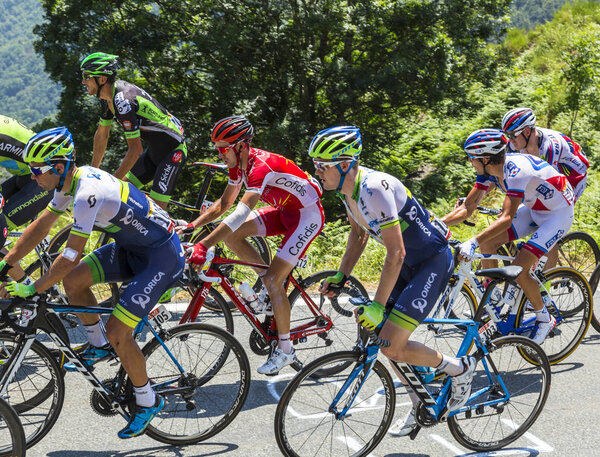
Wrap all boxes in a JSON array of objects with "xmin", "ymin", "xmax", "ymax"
[{"xmin": 238, "ymin": 282, "xmax": 259, "ymax": 312}]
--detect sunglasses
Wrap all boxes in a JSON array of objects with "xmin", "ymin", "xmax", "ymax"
[
  {"xmin": 215, "ymin": 142, "xmax": 243, "ymax": 155},
  {"xmin": 504, "ymin": 130, "xmax": 523, "ymax": 140},
  {"xmin": 312, "ymin": 159, "xmax": 350, "ymax": 171},
  {"xmin": 29, "ymin": 164, "xmax": 54, "ymax": 176}
]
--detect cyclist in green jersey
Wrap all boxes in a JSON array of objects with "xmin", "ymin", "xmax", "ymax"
[{"xmin": 80, "ymin": 52, "xmax": 187, "ymax": 209}]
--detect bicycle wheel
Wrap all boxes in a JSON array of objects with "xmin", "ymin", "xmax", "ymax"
[
  {"xmin": 275, "ymin": 351, "xmax": 395, "ymax": 457},
  {"xmin": 0, "ymin": 335, "xmax": 65, "ymax": 450},
  {"xmin": 129, "ymin": 323, "xmax": 250, "ymax": 445},
  {"xmin": 46, "ymin": 224, "xmax": 119, "ymax": 306},
  {"xmin": 556, "ymin": 231, "xmax": 600, "ymax": 281},
  {"xmin": 588, "ymin": 262, "xmax": 600, "ymax": 333},
  {"xmin": 516, "ymin": 267, "xmax": 592, "ymax": 364},
  {"xmin": 287, "ymin": 271, "xmax": 367, "ymax": 372},
  {"xmin": 191, "ymin": 226, "xmax": 272, "ymax": 311},
  {"xmin": 0, "ymin": 397, "xmax": 25, "ymax": 457},
  {"xmin": 448, "ymin": 335, "xmax": 551, "ymax": 451},
  {"xmin": 412, "ymin": 282, "xmax": 477, "ymax": 357}
]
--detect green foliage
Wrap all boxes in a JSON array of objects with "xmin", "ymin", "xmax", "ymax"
[{"xmin": 0, "ymin": 0, "xmax": 60, "ymax": 126}]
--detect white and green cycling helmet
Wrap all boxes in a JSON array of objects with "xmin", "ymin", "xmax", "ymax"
[{"xmin": 308, "ymin": 126, "xmax": 362, "ymax": 160}]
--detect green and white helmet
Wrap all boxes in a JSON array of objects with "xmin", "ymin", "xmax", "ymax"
[
  {"xmin": 308, "ymin": 126, "xmax": 362, "ymax": 160},
  {"xmin": 80, "ymin": 52, "xmax": 119, "ymax": 77},
  {"xmin": 24, "ymin": 127, "xmax": 74, "ymax": 164}
]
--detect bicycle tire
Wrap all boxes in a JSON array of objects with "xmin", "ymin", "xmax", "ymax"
[
  {"xmin": 588, "ymin": 262, "xmax": 600, "ymax": 333},
  {"xmin": 274, "ymin": 350, "xmax": 395, "ymax": 457},
  {"xmin": 191, "ymin": 226, "xmax": 271, "ymax": 311},
  {"xmin": 516, "ymin": 267, "xmax": 592, "ymax": 364},
  {"xmin": 46, "ymin": 224, "xmax": 119, "ymax": 306},
  {"xmin": 0, "ymin": 335, "xmax": 65, "ymax": 450},
  {"xmin": 287, "ymin": 270, "xmax": 367, "ymax": 375},
  {"xmin": 128, "ymin": 323, "xmax": 250, "ymax": 445},
  {"xmin": 556, "ymin": 231, "xmax": 600, "ymax": 281},
  {"xmin": 0, "ymin": 397, "xmax": 26, "ymax": 457},
  {"xmin": 412, "ymin": 282, "xmax": 477, "ymax": 358},
  {"xmin": 448, "ymin": 335, "xmax": 551, "ymax": 451}
]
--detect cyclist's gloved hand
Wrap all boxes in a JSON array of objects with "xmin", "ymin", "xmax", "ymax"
[
  {"xmin": 175, "ymin": 222, "xmax": 195, "ymax": 235},
  {"xmin": 0, "ymin": 260, "xmax": 12, "ymax": 279},
  {"xmin": 5, "ymin": 282, "xmax": 36, "ymax": 298},
  {"xmin": 459, "ymin": 238, "xmax": 479, "ymax": 262},
  {"xmin": 188, "ymin": 242, "xmax": 209, "ymax": 266},
  {"xmin": 321, "ymin": 271, "xmax": 348, "ymax": 295},
  {"xmin": 356, "ymin": 300, "xmax": 385, "ymax": 330}
]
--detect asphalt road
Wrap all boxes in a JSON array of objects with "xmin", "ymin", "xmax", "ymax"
[{"xmin": 19, "ymin": 299, "xmax": 600, "ymax": 457}]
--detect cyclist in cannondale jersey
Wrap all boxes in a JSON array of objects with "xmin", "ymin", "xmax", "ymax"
[
  {"xmin": 443, "ymin": 129, "xmax": 574, "ymax": 345},
  {"xmin": 185, "ymin": 116, "xmax": 325, "ymax": 375},
  {"xmin": 0, "ymin": 115, "xmax": 54, "ymax": 285},
  {"xmin": 80, "ymin": 52, "xmax": 187, "ymax": 209},
  {"xmin": 0, "ymin": 127, "xmax": 184, "ymax": 439},
  {"xmin": 310, "ymin": 126, "xmax": 476, "ymax": 438}
]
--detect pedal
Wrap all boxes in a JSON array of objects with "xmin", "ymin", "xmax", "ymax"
[{"xmin": 408, "ymin": 425, "xmax": 421, "ymax": 440}]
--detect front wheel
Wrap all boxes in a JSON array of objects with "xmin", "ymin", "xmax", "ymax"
[
  {"xmin": 448, "ymin": 335, "xmax": 551, "ymax": 451},
  {"xmin": 588, "ymin": 262, "xmax": 600, "ymax": 333},
  {"xmin": 0, "ymin": 398, "xmax": 25, "ymax": 457},
  {"xmin": 275, "ymin": 351, "xmax": 395, "ymax": 457},
  {"xmin": 556, "ymin": 231, "xmax": 600, "ymax": 281},
  {"xmin": 287, "ymin": 271, "xmax": 368, "ymax": 373},
  {"xmin": 129, "ymin": 323, "xmax": 250, "ymax": 445},
  {"xmin": 516, "ymin": 267, "xmax": 592, "ymax": 364}
]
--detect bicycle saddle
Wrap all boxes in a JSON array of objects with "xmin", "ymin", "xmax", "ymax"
[{"xmin": 474, "ymin": 265, "xmax": 523, "ymax": 281}]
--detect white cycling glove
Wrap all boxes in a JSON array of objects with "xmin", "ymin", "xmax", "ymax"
[{"xmin": 459, "ymin": 238, "xmax": 479, "ymax": 261}]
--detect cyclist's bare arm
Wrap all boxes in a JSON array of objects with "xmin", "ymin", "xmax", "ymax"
[
  {"xmin": 4, "ymin": 209, "xmax": 59, "ymax": 266},
  {"xmin": 33, "ymin": 233, "xmax": 86, "ymax": 292},
  {"xmin": 473, "ymin": 195, "xmax": 520, "ymax": 245},
  {"xmin": 441, "ymin": 184, "xmax": 491, "ymax": 226},
  {"xmin": 187, "ymin": 183, "xmax": 242, "ymax": 230},
  {"xmin": 114, "ymin": 136, "xmax": 143, "ymax": 180},
  {"xmin": 92, "ymin": 123, "xmax": 111, "ymax": 168},
  {"xmin": 373, "ymin": 223, "xmax": 405, "ymax": 305},
  {"xmin": 199, "ymin": 191, "xmax": 260, "ymax": 248}
]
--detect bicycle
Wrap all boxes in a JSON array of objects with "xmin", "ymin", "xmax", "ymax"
[
  {"xmin": 466, "ymin": 205, "xmax": 600, "ymax": 279},
  {"xmin": 414, "ymin": 239, "xmax": 592, "ymax": 364},
  {"xmin": 0, "ymin": 294, "xmax": 250, "ymax": 451},
  {"xmin": 187, "ymin": 246, "xmax": 368, "ymax": 374},
  {"xmin": 274, "ymin": 267, "xmax": 551, "ymax": 456},
  {"xmin": 586, "ymin": 262, "xmax": 600, "ymax": 332},
  {"xmin": 0, "ymin": 397, "xmax": 25, "ymax": 457}
]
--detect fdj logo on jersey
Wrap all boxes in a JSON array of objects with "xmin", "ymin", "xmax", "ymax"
[
  {"xmin": 119, "ymin": 208, "xmax": 149, "ymax": 236},
  {"xmin": 536, "ymin": 184, "xmax": 554, "ymax": 200},
  {"xmin": 506, "ymin": 161, "xmax": 521, "ymax": 178}
]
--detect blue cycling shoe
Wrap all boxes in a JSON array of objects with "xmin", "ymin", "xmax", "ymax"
[
  {"xmin": 118, "ymin": 395, "xmax": 165, "ymax": 439},
  {"xmin": 64, "ymin": 344, "xmax": 116, "ymax": 372}
]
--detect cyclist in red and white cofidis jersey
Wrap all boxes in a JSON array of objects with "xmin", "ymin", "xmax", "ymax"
[
  {"xmin": 502, "ymin": 107, "xmax": 589, "ymax": 202},
  {"xmin": 182, "ymin": 116, "xmax": 325, "ymax": 375}
]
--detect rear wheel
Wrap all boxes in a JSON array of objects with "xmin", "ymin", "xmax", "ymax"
[
  {"xmin": 588, "ymin": 263, "xmax": 600, "ymax": 333},
  {"xmin": 0, "ymin": 397, "xmax": 25, "ymax": 457},
  {"xmin": 556, "ymin": 231, "xmax": 600, "ymax": 281}
]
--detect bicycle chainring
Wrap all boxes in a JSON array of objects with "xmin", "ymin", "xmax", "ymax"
[
  {"xmin": 90, "ymin": 379, "xmax": 119, "ymax": 417},
  {"xmin": 415, "ymin": 402, "xmax": 437, "ymax": 428},
  {"xmin": 249, "ymin": 329, "xmax": 270, "ymax": 356}
]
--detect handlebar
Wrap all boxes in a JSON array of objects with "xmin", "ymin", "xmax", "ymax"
[{"xmin": 192, "ymin": 162, "xmax": 230, "ymax": 176}]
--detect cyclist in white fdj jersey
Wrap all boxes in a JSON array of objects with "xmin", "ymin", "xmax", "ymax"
[
  {"xmin": 444, "ymin": 129, "xmax": 574, "ymax": 345},
  {"xmin": 311, "ymin": 126, "xmax": 476, "ymax": 438},
  {"xmin": 0, "ymin": 127, "xmax": 184, "ymax": 439}
]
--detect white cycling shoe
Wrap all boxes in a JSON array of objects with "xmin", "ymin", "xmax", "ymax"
[
  {"xmin": 531, "ymin": 315, "xmax": 557, "ymax": 345},
  {"xmin": 388, "ymin": 408, "xmax": 417, "ymax": 437},
  {"xmin": 257, "ymin": 347, "xmax": 297, "ymax": 375},
  {"xmin": 447, "ymin": 355, "xmax": 477, "ymax": 413}
]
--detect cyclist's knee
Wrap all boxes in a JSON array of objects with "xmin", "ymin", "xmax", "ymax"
[
  {"xmin": 105, "ymin": 319, "xmax": 134, "ymax": 348},
  {"xmin": 380, "ymin": 341, "xmax": 409, "ymax": 361}
]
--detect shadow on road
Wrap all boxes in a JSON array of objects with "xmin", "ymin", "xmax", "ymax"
[{"xmin": 46, "ymin": 442, "xmax": 238, "ymax": 457}]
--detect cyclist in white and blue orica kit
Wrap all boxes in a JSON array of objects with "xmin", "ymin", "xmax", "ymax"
[
  {"xmin": 445, "ymin": 129, "xmax": 574, "ymax": 345},
  {"xmin": 310, "ymin": 126, "xmax": 477, "ymax": 438},
  {"xmin": 0, "ymin": 127, "xmax": 184, "ymax": 439}
]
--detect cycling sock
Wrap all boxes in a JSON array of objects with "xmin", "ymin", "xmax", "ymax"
[
  {"xmin": 134, "ymin": 381, "xmax": 156, "ymax": 408},
  {"xmin": 85, "ymin": 320, "xmax": 109, "ymax": 347},
  {"xmin": 535, "ymin": 307, "xmax": 551, "ymax": 323},
  {"xmin": 437, "ymin": 354, "xmax": 464, "ymax": 377},
  {"xmin": 278, "ymin": 333, "xmax": 292, "ymax": 354}
]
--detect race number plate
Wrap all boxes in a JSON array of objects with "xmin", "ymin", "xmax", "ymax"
[
  {"xmin": 296, "ymin": 255, "xmax": 308, "ymax": 269},
  {"xmin": 478, "ymin": 320, "xmax": 497, "ymax": 342},
  {"xmin": 148, "ymin": 305, "xmax": 172, "ymax": 329}
]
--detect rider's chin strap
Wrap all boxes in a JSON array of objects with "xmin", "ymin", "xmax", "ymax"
[
  {"xmin": 335, "ymin": 159, "xmax": 356, "ymax": 192},
  {"xmin": 48, "ymin": 160, "xmax": 72, "ymax": 190}
]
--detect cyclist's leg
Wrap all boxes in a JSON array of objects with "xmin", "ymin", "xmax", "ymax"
[
  {"xmin": 148, "ymin": 142, "xmax": 186, "ymax": 210},
  {"xmin": 222, "ymin": 206, "xmax": 270, "ymax": 267},
  {"xmin": 125, "ymin": 146, "xmax": 155, "ymax": 192}
]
